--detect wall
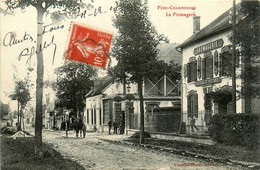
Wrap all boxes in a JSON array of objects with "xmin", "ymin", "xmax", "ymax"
[{"xmin": 181, "ymin": 30, "xmax": 243, "ymax": 133}]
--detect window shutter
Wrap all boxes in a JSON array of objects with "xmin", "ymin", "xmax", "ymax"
[
  {"xmin": 198, "ymin": 56, "xmax": 201, "ymax": 79},
  {"xmin": 214, "ymin": 50, "xmax": 218, "ymax": 76},
  {"xmin": 194, "ymin": 93, "xmax": 198, "ymax": 118},
  {"xmin": 209, "ymin": 54, "xmax": 213, "ymax": 78},
  {"xmin": 190, "ymin": 62, "xmax": 194, "ymax": 82},
  {"xmin": 202, "ymin": 58, "xmax": 206, "ymax": 79},
  {"xmin": 187, "ymin": 95, "xmax": 191, "ymax": 117},
  {"xmin": 219, "ymin": 53, "xmax": 222, "ymax": 76},
  {"xmin": 187, "ymin": 63, "xmax": 190, "ymax": 82},
  {"xmin": 194, "ymin": 60, "xmax": 197, "ymax": 81}
]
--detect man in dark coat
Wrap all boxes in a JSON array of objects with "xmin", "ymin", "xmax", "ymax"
[
  {"xmin": 108, "ymin": 119, "xmax": 112, "ymax": 135},
  {"xmin": 113, "ymin": 121, "xmax": 118, "ymax": 134}
]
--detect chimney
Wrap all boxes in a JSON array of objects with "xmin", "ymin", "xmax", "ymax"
[{"xmin": 193, "ymin": 16, "xmax": 200, "ymax": 34}]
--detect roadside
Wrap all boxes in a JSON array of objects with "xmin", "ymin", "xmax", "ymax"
[
  {"xmin": 0, "ymin": 133, "xmax": 85, "ymax": 170},
  {"xmin": 98, "ymin": 133, "xmax": 260, "ymax": 169},
  {"xmin": 20, "ymin": 127, "xmax": 241, "ymax": 169},
  {"xmin": 8, "ymin": 126, "xmax": 256, "ymax": 169}
]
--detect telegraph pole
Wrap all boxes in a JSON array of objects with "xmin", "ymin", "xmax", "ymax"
[{"xmin": 232, "ymin": 0, "xmax": 237, "ymax": 114}]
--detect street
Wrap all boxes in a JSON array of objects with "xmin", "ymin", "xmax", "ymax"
[{"xmin": 26, "ymin": 128, "xmax": 239, "ymax": 170}]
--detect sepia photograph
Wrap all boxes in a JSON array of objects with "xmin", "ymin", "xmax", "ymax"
[{"xmin": 0, "ymin": 0, "xmax": 259, "ymax": 169}]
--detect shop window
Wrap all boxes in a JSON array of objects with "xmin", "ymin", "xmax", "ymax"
[
  {"xmin": 187, "ymin": 60, "xmax": 197, "ymax": 82},
  {"xmin": 187, "ymin": 91, "xmax": 198, "ymax": 118}
]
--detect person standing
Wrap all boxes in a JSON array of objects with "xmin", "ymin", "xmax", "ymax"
[
  {"xmin": 82, "ymin": 123, "xmax": 86, "ymax": 138},
  {"xmin": 108, "ymin": 119, "xmax": 112, "ymax": 135},
  {"xmin": 78, "ymin": 119, "xmax": 84, "ymax": 137},
  {"xmin": 190, "ymin": 117, "xmax": 199, "ymax": 132},
  {"xmin": 113, "ymin": 121, "xmax": 118, "ymax": 134},
  {"xmin": 65, "ymin": 120, "xmax": 69, "ymax": 138}
]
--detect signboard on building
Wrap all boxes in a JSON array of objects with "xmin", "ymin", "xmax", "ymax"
[
  {"xmin": 193, "ymin": 39, "xmax": 224, "ymax": 55},
  {"xmin": 194, "ymin": 77, "xmax": 222, "ymax": 87}
]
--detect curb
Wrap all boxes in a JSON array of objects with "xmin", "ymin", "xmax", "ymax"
[{"xmin": 100, "ymin": 138, "xmax": 260, "ymax": 169}]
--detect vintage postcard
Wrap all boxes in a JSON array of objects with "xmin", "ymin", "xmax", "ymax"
[{"xmin": 1, "ymin": 0, "xmax": 259, "ymax": 169}]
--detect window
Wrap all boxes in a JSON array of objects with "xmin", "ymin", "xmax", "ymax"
[
  {"xmin": 198, "ymin": 56, "xmax": 201, "ymax": 79},
  {"xmin": 99, "ymin": 109, "xmax": 102, "ymax": 125},
  {"xmin": 214, "ymin": 50, "xmax": 218, "ymax": 76},
  {"xmin": 202, "ymin": 52, "xmax": 213, "ymax": 79},
  {"xmin": 91, "ymin": 110, "xmax": 93, "ymax": 124},
  {"xmin": 94, "ymin": 109, "xmax": 96, "ymax": 124},
  {"xmin": 187, "ymin": 91, "xmax": 198, "ymax": 118},
  {"xmin": 114, "ymin": 102, "xmax": 122, "ymax": 122},
  {"xmin": 187, "ymin": 60, "xmax": 197, "ymax": 82},
  {"xmin": 87, "ymin": 109, "xmax": 89, "ymax": 123},
  {"xmin": 220, "ymin": 52, "xmax": 232, "ymax": 76}
]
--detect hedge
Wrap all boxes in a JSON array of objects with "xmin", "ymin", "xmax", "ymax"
[{"xmin": 208, "ymin": 114, "xmax": 260, "ymax": 150}]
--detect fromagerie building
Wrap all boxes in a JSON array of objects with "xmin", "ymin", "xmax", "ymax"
[{"xmin": 176, "ymin": 9, "xmax": 248, "ymax": 134}]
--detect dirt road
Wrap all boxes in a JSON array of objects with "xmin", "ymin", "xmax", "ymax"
[{"xmin": 27, "ymin": 128, "xmax": 239, "ymax": 170}]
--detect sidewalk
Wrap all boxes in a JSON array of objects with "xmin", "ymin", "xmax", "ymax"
[
  {"xmin": 98, "ymin": 133, "xmax": 260, "ymax": 169},
  {"xmin": 150, "ymin": 132, "xmax": 215, "ymax": 145}
]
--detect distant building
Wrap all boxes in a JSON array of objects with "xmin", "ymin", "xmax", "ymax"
[
  {"xmin": 0, "ymin": 101, "xmax": 10, "ymax": 127},
  {"xmin": 0, "ymin": 101, "xmax": 10, "ymax": 119},
  {"xmin": 85, "ymin": 43, "xmax": 182, "ymax": 134},
  {"xmin": 176, "ymin": 5, "xmax": 260, "ymax": 134},
  {"xmin": 42, "ymin": 80, "xmax": 57, "ymax": 129},
  {"xmin": 85, "ymin": 75, "xmax": 181, "ymax": 134}
]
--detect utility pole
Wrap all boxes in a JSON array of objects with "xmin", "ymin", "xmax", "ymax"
[{"xmin": 232, "ymin": 0, "xmax": 237, "ymax": 114}]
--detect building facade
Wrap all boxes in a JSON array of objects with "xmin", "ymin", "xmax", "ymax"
[
  {"xmin": 85, "ymin": 75, "xmax": 181, "ymax": 134},
  {"xmin": 177, "ymin": 7, "xmax": 260, "ymax": 134}
]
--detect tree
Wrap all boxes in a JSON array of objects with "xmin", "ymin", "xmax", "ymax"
[
  {"xmin": 151, "ymin": 60, "xmax": 181, "ymax": 83},
  {"xmin": 9, "ymin": 80, "xmax": 31, "ymax": 131},
  {"xmin": 112, "ymin": 0, "xmax": 168, "ymax": 144},
  {"xmin": 3, "ymin": 0, "xmax": 87, "ymax": 152},
  {"xmin": 54, "ymin": 61, "xmax": 97, "ymax": 117},
  {"xmin": 236, "ymin": 0, "xmax": 260, "ymax": 113}
]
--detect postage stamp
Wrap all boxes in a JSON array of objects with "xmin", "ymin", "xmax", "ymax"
[{"xmin": 65, "ymin": 23, "xmax": 113, "ymax": 69}]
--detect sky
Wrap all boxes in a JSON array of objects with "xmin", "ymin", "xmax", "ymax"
[{"xmin": 0, "ymin": 0, "xmax": 238, "ymax": 110}]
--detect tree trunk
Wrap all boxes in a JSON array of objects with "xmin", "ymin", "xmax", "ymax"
[
  {"xmin": 17, "ymin": 101, "xmax": 21, "ymax": 131},
  {"xmin": 138, "ymin": 81, "xmax": 145, "ymax": 144},
  {"xmin": 35, "ymin": 8, "xmax": 44, "ymax": 153}
]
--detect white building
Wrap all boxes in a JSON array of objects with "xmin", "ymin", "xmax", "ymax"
[
  {"xmin": 177, "ymin": 6, "xmax": 260, "ymax": 134},
  {"xmin": 42, "ymin": 80, "xmax": 56, "ymax": 129},
  {"xmin": 85, "ymin": 75, "xmax": 181, "ymax": 134}
]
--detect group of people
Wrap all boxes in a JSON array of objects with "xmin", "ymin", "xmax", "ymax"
[
  {"xmin": 64, "ymin": 118, "xmax": 124, "ymax": 138},
  {"xmin": 65, "ymin": 119, "xmax": 86, "ymax": 138},
  {"xmin": 108, "ymin": 119, "xmax": 124, "ymax": 135}
]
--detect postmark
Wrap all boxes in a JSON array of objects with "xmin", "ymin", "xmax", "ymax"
[{"xmin": 65, "ymin": 22, "xmax": 113, "ymax": 69}]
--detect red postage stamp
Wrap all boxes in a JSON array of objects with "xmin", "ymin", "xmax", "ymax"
[{"xmin": 65, "ymin": 23, "xmax": 113, "ymax": 69}]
